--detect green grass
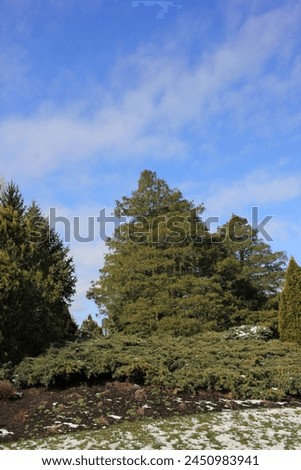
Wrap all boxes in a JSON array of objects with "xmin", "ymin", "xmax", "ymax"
[{"xmin": 1, "ymin": 408, "xmax": 301, "ymax": 450}]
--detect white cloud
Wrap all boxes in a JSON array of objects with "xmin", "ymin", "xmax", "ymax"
[
  {"xmin": 0, "ymin": 104, "xmax": 186, "ymax": 179},
  {"xmin": 205, "ymin": 172, "xmax": 301, "ymax": 217},
  {"xmin": 264, "ymin": 216, "xmax": 301, "ymax": 267},
  {"xmin": 1, "ymin": 2, "xmax": 301, "ymax": 179},
  {"xmin": 267, "ymin": 217, "xmax": 300, "ymax": 244},
  {"xmin": 0, "ymin": 46, "xmax": 32, "ymax": 103}
]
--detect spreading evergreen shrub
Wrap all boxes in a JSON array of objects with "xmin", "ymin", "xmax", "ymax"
[{"xmin": 14, "ymin": 333, "xmax": 301, "ymax": 400}]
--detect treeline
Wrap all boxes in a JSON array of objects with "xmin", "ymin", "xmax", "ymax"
[{"xmin": 1, "ymin": 170, "xmax": 301, "ymax": 369}]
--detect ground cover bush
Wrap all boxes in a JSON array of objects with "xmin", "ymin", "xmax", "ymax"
[
  {"xmin": 0, "ymin": 380, "xmax": 16, "ymax": 400},
  {"xmin": 14, "ymin": 333, "xmax": 301, "ymax": 400}
]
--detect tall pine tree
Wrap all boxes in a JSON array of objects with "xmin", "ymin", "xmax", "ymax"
[
  {"xmin": 0, "ymin": 181, "xmax": 77, "ymax": 364},
  {"xmin": 88, "ymin": 170, "xmax": 286, "ymax": 337},
  {"xmin": 278, "ymin": 256, "xmax": 301, "ymax": 344},
  {"xmin": 88, "ymin": 170, "xmax": 218, "ymax": 336}
]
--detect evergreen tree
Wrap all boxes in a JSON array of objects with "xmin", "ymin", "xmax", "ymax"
[
  {"xmin": 0, "ymin": 182, "xmax": 27, "ymax": 362},
  {"xmin": 213, "ymin": 215, "xmax": 287, "ymax": 326},
  {"xmin": 88, "ymin": 170, "xmax": 216, "ymax": 335},
  {"xmin": 278, "ymin": 256, "xmax": 301, "ymax": 344},
  {"xmin": 87, "ymin": 170, "xmax": 285, "ymax": 335},
  {"xmin": 78, "ymin": 314, "xmax": 103, "ymax": 340},
  {"xmin": 23, "ymin": 201, "xmax": 77, "ymax": 348},
  {"xmin": 88, "ymin": 171, "xmax": 286, "ymax": 337},
  {"xmin": 0, "ymin": 181, "xmax": 77, "ymax": 364}
]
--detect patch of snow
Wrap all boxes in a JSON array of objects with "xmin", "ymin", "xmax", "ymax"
[
  {"xmin": 3, "ymin": 407, "xmax": 301, "ymax": 450},
  {"xmin": 205, "ymin": 404, "xmax": 216, "ymax": 411},
  {"xmin": 0, "ymin": 429, "xmax": 14, "ymax": 437},
  {"xmin": 62, "ymin": 422, "xmax": 80, "ymax": 429},
  {"xmin": 237, "ymin": 399, "xmax": 264, "ymax": 405}
]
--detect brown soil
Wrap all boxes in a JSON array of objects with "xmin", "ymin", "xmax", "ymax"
[{"xmin": 1, "ymin": 381, "xmax": 300, "ymax": 444}]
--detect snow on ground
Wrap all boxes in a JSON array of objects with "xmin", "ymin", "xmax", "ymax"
[{"xmin": 2, "ymin": 407, "xmax": 301, "ymax": 450}]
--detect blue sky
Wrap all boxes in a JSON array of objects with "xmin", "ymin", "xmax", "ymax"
[{"xmin": 1, "ymin": 0, "xmax": 301, "ymax": 324}]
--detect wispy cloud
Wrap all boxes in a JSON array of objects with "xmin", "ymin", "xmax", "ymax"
[
  {"xmin": 205, "ymin": 171, "xmax": 301, "ymax": 217},
  {"xmin": 1, "ymin": 2, "xmax": 300, "ymax": 181}
]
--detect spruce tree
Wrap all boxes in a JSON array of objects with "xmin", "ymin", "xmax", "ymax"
[
  {"xmin": 278, "ymin": 256, "xmax": 301, "ymax": 344},
  {"xmin": 0, "ymin": 182, "xmax": 77, "ymax": 364},
  {"xmin": 23, "ymin": 201, "xmax": 77, "ymax": 349},
  {"xmin": 0, "ymin": 182, "xmax": 27, "ymax": 362}
]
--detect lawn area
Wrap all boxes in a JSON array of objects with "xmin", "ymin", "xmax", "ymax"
[{"xmin": 2, "ymin": 407, "xmax": 301, "ymax": 450}]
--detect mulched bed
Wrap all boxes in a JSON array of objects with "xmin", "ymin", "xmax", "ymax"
[{"xmin": 1, "ymin": 381, "xmax": 301, "ymax": 443}]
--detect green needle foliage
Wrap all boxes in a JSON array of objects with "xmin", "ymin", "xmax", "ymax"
[
  {"xmin": 279, "ymin": 256, "xmax": 301, "ymax": 344},
  {"xmin": 88, "ymin": 170, "xmax": 286, "ymax": 337},
  {"xmin": 0, "ymin": 180, "xmax": 77, "ymax": 364},
  {"xmin": 13, "ymin": 332, "xmax": 301, "ymax": 399}
]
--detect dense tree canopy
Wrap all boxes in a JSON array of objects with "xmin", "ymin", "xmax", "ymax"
[
  {"xmin": 0, "ymin": 180, "xmax": 77, "ymax": 364},
  {"xmin": 278, "ymin": 256, "xmax": 301, "ymax": 344},
  {"xmin": 88, "ymin": 170, "xmax": 286, "ymax": 337}
]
